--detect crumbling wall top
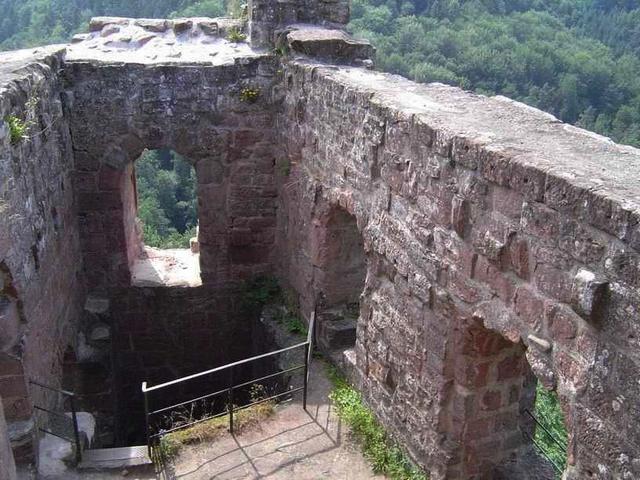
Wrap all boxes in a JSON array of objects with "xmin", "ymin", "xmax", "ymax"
[{"xmin": 65, "ymin": 17, "xmax": 263, "ymax": 66}]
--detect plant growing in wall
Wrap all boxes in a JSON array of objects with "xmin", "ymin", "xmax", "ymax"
[
  {"xmin": 5, "ymin": 115, "xmax": 31, "ymax": 145},
  {"xmin": 227, "ymin": 26, "xmax": 247, "ymax": 43},
  {"xmin": 4, "ymin": 96, "xmax": 39, "ymax": 145},
  {"xmin": 239, "ymin": 87, "xmax": 260, "ymax": 103}
]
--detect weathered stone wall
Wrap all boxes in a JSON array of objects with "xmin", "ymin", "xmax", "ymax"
[
  {"xmin": 63, "ymin": 55, "xmax": 280, "ymax": 291},
  {"xmin": 277, "ymin": 61, "xmax": 640, "ymax": 479},
  {"xmin": 0, "ymin": 48, "xmax": 86, "ymax": 463},
  {"xmin": 249, "ymin": 0, "xmax": 350, "ymax": 47}
]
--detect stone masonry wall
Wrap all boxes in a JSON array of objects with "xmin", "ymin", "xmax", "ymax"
[
  {"xmin": 0, "ymin": 48, "xmax": 86, "ymax": 464},
  {"xmin": 63, "ymin": 55, "xmax": 280, "ymax": 291},
  {"xmin": 277, "ymin": 62, "xmax": 640, "ymax": 479}
]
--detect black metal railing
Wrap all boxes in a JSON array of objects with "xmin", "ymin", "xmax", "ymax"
[
  {"xmin": 523, "ymin": 408, "xmax": 568, "ymax": 474},
  {"xmin": 142, "ymin": 312, "xmax": 316, "ymax": 457},
  {"xmin": 29, "ymin": 379, "xmax": 82, "ymax": 464}
]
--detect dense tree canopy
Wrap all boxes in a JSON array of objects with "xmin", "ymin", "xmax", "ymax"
[
  {"xmin": 136, "ymin": 149, "xmax": 198, "ymax": 249},
  {"xmin": 348, "ymin": 0, "xmax": 640, "ymax": 146}
]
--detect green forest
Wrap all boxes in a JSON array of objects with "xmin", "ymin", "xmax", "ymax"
[{"xmin": 136, "ymin": 149, "xmax": 198, "ymax": 249}]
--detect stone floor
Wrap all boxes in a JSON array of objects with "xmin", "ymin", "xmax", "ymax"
[
  {"xmin": 26, "ymin": 360, "xmax": 381, "ymax": 480},
  {"xmin": 169, "ymin": 359, "xmax": 381, "ymax": 479},
  {"xmin": 131, "ymin": 247, "xmax": 202, "ymax": 288}
]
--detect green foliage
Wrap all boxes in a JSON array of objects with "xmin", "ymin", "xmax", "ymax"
[
  {"xmin": 240, "ymin": 275, "xmax": 281, "ymax": 310},
  {"xmin": 239, "ymin": 86, "xmax": 260, "ymax": 103},
  {"xmin": 226, "ymin": 26, "xmax": 247, "ymax": 42},
  {"xmin": 158, "ymin": 397, "xmax": 275, "ymax": 459},
  {"xmin": 327, "ymin": 365, "xmax": 427, "ymax": 480},
  {"xmin": 348, "ymin": 0, "xmax": 640, "ymax": 147},
  {"xmin": 534, "ymin": 383, "xmax": 568, "ymax": 475},
  {"xmin": 136, "ymin": 149, "xmax": 198, "ymax": 249},
  {"xmin": 5, "ymin": 115, "xmax": 31, "ymax": 144}
]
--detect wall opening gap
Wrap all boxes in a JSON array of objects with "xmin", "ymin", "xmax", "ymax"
[
  {"xmin": 316, "ymin": 207, "xmax": 367, "ymax": 362},
  {"xmin": 129, "ymin": 148, "xmax": 201, "ymax": 287}
]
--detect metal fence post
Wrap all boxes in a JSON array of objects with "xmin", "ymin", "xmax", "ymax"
[
  {"xmin": 303, "ymin": 342, "xmax": 309, "ymax": 411},
  {"xmin": 228, "ymin": 367, "xmax": 234, "ymax": 434},
  {"xmin": 69, "ymin": 394, "xmax": 82, "ymax": 464},
  {"xmin": 142, "ymin": 383, "xmax": 151, "ymax": 457}
]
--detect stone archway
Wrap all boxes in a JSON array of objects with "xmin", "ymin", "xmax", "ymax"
[{"xmin": 312, "ymin": 205, "xmax": 368, "ymax": 354}]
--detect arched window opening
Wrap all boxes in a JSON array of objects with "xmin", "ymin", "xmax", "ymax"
[
  {"xmin": 129, "ymin": 148, "xmax": 201, "ymax": 287},
  {"xmin": 315, "ymin": 207, "xmax": 367, "ymax": 357}
]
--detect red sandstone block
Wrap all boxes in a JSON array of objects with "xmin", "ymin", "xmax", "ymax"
[
  {"xmin": 492, "ymin": 186, "xmax": 524, "ymax": 220},
  {"xmin": 521, "ymin": 202, "xmax": 559, "ymax": 242},
  {"xmin": 464, "ymin": 417, "xmax": 493, "ymax": 442},
  {"xmin": 545, "ymin": 301, "xmax": 579, "ymax": 345},
  {"xmin": 497, "ymin": 354, "xmax": 523, "ymax": 381},
  {"xmin": 481, "ymin": 390, "xmax": 503, "ymax": 411},
  {"xmin": 513, "ymin": 286, "xmax": 544, "ymax": 332},
  {"xmin": 98, "ymin": 165, "xmax": 124, "ymax": 191},
  {"xmin": 74, "ymin": 172, "xmax": 97, "ymax": 192},
  {"xmin": 0, "ymin": 375, "xmax": 28, "ymax": 398},
  {"xmin": 533, "ymin": 262, "xmax": 573, "ymax": 304},
  {"xmin": 506, "ymin": 236, "xmax": 530, "ymax": 279},
  {"xmin": 474, "ymin": 256, "xmax": 517, "ymax": 303}
]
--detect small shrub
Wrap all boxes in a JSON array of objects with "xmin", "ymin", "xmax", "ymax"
[
  {"xmin": 5, "ymin": 115, "xmax": 31, "ymax": 144},
  {"xmin": 276, "ymin": 311, "xmax": 308, "ymax": 336},
  {"xmin": 327, "ymin": 365, "xmax": 427, "ymax": 480},
  {"xmin": 227, "ymin": 27, "xmax": 247, "ymax": 43},
  {"xmin": 273, "ymin": 44, "xmax": 289, "ymax": 57},
  {"xmin": 240, "ymin": 275, "xmax": 281, "ymax": 310},
  {"xmin": 239, "ymin": 87, "xmax": 260, "ymax": 103}
]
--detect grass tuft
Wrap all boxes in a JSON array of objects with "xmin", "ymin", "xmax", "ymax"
[
  {"xmin": 159, "ymin": 400, "xmax": 275, "ymax": 459},
  {"xmin": 327, "ymin": 365, "xmax": 427, "ymax": 480},
  {"xmin": 227, "ymin": 27, "xmax": 247, "ymax": 43},
  {"xmin": 534, "ymin": 383, "xmax": 568, "ymax": 476}
]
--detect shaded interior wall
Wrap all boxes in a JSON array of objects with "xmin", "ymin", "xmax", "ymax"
[
  {"xmin": 109, "ymin": 286, "xmax": 264, "ymax": 445},
  {"xmin": 0, "ymin": 49, "xmax": 86, "ymax": 464},
  {"xmin": 276, "ymin": 61, "xmax": 640, "ymax": 479},
  {"xmin": 315, "ymin": 207, "xmax": 366, "ymax": 308}
]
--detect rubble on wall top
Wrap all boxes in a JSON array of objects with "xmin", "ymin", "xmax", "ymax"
[{"xmin": 65, "ymin": 16, "xmax": 266, "ymax": 66}]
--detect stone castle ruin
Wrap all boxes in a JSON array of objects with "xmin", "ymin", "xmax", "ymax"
[{"xmin": 0, "ymin": 1, "xmax": 639, "ymax": 478}]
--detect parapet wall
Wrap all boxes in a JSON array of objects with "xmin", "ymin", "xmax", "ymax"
[
  {"xmin": 0, "ymin": 47, "xmax": 85, "ymax": 463},
  {"xmin": 276, "ymin": 61, "xmax": 640, "ymax": 479}
]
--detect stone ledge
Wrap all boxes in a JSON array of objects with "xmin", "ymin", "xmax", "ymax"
[{"xmin": 283, "ymin": 25, "xmax": 374, "ymax": 66}]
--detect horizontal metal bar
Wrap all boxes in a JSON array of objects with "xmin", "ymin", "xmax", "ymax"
[
  {"xmin": 524, "ymin": 409, "xmax": 567, "ymax": 450},
  {"xmin": 149, "ymin": 387, "xmax": 229, "ymax": 417},
  {"xmin": 523, "ymin": 429, "xmax": 564, "ymax": 473},
  {"xmin": 38, "ymin": 428, "xmax": 73, "ymax": 443},
  {"xmin": 33, "ymin": 405, "xmax": 71, "ymax": 419},
  {"xmin": 150, "ymin": 409, "xmax": 229, "ymax": 438},
  {"xmin": 233, "ymin": 365, "xmax": 305, "ymax": 390},
  {"xmin": 30, "ymin": 379, "xmax": 75, "ymax": 397},
  {"xmin": 142, "ymin": 340, "xmax": 310, "ymax": 392}
]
